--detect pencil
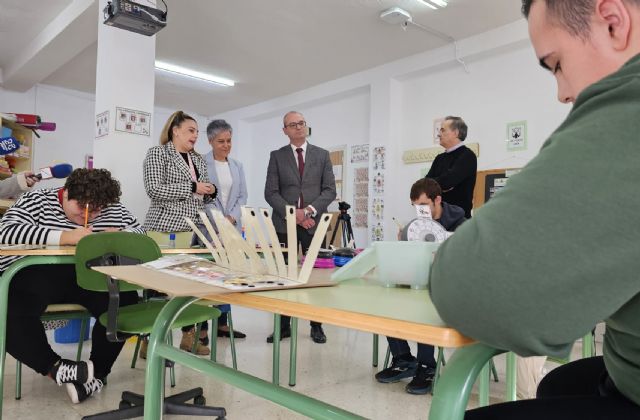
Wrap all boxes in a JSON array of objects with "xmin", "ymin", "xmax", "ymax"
[{"xmin": 84, "ymin": 203, "xmax": 89, "ymax": 228}]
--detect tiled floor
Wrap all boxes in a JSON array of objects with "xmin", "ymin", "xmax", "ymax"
[{"xmin": 1, "ymin": 306, "xmax": 599, "ymax": 419}]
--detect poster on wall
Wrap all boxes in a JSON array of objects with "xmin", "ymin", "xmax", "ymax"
[
  {"xmin": 433, "ymin": 117, "xmax": 445, "ymax": 145},
  {"xmin": 373, "ymin": 171, "xmax": 384, "ymax": 195},
  {"xmin": 371, "ymin": 222, "xmax": 384, "ymax": 242},
  {"xmin": 371, "ymin": 146, "xmax": 386, "ymax": 242},
  {"xmin": 373, "ymin": 146, "xmax": 385, "ymax": 170},
  {"xmin": 115, "ymin": 107, "xmax": 151, "ymax": 136},
  {"xmin": 95, "ymin": 110, "xmax": 109, "ymax": 138},
  {"xmin": 372, "ymin": 198, "xmax": 384, "ymax": 221},
  {"xmin": 351, "ymin": 144, "xmax": 369, "ymax": 163},
  {"xmin": 506, "ymin": 120, "xmax": 527, "ymax": 151},
  {"xmin": 353, "ymin": 167, "xmax": 369, "ymax": 228}
]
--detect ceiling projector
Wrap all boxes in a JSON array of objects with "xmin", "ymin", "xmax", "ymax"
[{"xmin": 103, "ymin": 0, "xmax": 167, "ymax": 36}]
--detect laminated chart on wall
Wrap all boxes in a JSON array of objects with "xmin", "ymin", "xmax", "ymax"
[
  {"xmin": 372, "ymin": 172, "xmax": 384, "ymax": 195},
  {"xmin": 351, "ymin": 147, "xmax": 370, "ymax": 229},
  {"xmin": 115, "ymin": 107, "xmax": 151, "ymax": 136},
  {"xmin": 373, "ymin": 146, "xmax": 385, "ymax": 170},
  {"xmin": 370, "ymin": 146, "xmax": 385, "ymax": 241},
  {"xmin": 351, "ymin": 144, "xmax": 369, "ymax": 163},
  {"xmin": 372, "ymin": 198, "xmax": 384, "ymax": 221},
  {"xmin": 371, "ymin": 222, "xmax": 384, "ymax": 242}
]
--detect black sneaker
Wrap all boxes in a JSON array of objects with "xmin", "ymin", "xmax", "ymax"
[
  {"xmin": 51, "ymin": 359, "xmax": 94, "ymax": 386},
  {"xmin": 375, "ymin": 355, "xmax": 417, "ymax": 383},
  {"xmin": 66, "ymin": 378, "xmax": 104, "ymax": 404},
  {"xmin": 405, "ymin": 364, "xmax": 436, "ymax": 395}
]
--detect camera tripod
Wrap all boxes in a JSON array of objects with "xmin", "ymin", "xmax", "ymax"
[{"xmin": 330, "ymin": 209, "xmax": 355, "ymax": 248}]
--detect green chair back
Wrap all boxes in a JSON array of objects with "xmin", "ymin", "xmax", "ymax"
[{"xmin": 75, "ymin": 232, "xmax": 161, "ymax": 292}]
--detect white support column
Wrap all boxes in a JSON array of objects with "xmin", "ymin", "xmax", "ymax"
[
  {"xmin": 93, "ymin": 0, "xmax": 156, "ymax": 220},
  {"xmin": 369, "ymin": 76, "xmax": 403, "ymax": 242}
]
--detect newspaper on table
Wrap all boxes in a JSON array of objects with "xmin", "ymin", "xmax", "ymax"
[{"xmin": 143, "ymin": 254, "xmax": 302, "ymax": 291}]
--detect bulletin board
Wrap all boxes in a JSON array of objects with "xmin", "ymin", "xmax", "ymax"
[{"xmin": 473, "ymin": 168, "xmax": 521, "ymax": 208}]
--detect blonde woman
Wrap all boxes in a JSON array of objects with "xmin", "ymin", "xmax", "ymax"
[{"xmin": 142, "ymin": 110, "xmax": 216, "ymax": 355}]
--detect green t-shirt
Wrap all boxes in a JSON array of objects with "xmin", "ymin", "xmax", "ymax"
[{"xmin": 429, "ymin": 54, "xmax": 640, "ymax": 405}]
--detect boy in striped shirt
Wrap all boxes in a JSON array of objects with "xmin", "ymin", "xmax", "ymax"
[{"xmin": 1, "ymin": 168, "xmax": 144, "ymax": 403}]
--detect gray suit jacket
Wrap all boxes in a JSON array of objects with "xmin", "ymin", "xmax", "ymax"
[{"xmin": 264, "ymin": 143, "xmax": 336, "ymax": 234}]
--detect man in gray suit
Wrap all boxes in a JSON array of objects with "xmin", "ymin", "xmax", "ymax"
[{"xmin": 264, "ymin": 111, "xmax": 336, "ymax": 344}]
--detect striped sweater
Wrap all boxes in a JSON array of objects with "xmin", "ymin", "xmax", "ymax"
[{"xmin": 0, "ymin": 187, "xmax": 145, "ymax": 272}]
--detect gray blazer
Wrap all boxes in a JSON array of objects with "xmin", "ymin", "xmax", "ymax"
[
  {"xmin": 264, "ymin": 143, "xmax": 336, "ymax": 234},
  {"xmin": 203, "ymin": 152, "xmax": 247, "ymax": 232}
]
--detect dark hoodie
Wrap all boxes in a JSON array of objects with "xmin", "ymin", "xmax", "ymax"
[{"xmin": 436, "ymin": 201, "xmax": 466, "ymax": 232}]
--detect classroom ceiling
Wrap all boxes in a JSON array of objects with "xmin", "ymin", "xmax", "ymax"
[{"xmin": 0, "ymin": 0, "xmax": 524, "ymax": 116}]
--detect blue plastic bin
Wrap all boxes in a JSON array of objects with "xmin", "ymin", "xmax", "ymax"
[{"xmin": 54, "ymin": 318, "xmax": 91, "ymax": 343}]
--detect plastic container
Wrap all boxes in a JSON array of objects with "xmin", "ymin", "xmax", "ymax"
[
  {"xmin": 168, "ymin": 232, "xmax": 176, "ymax": 248},
  {"xmin": 54, "ymin": 319, "xmax": 91, "ymax": 344},
  {"xmin": 331, "ymin": 241, "xmax": 441, "ymax": 289},
  {"xmin": 375, "ymin": 241, "xmax": 441, "ymax": 289}
]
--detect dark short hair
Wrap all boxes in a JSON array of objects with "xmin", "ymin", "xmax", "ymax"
[
  {"xmin": 206, "ymin": 119, "xmax": 233, "ymax": 140},
  {"xmin": 445, "ymin": 116, "xmax": 467, "ymax": 141},
  {"xmin": 520, "ymin": 0, "xmax": 638, "ymax": 38},
  {"xmin": 64, "ymin": 168, "xmax": 122, "ymax": 210},
  {"xmin": 410, "ymin": 178, "xmax": 442, "ymax": 202}
]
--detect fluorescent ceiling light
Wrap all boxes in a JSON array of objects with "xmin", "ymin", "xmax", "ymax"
[
  {"xmin": 421, "ymin": 0, "xmax": 448, "ymax": 8},
  {"xmin": 154, "ymin": 60, "xmax": 235, "ymax": 87}
]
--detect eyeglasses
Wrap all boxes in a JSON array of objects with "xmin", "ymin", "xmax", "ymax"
[{"xmin": 284, "ymin": 120, "xmax": 306, "ymax": 129}]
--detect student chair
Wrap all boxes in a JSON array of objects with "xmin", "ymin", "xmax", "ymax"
[
  {"xmin": 15, "ymin": 304, "xmax": 91, "ymax": 399},
  {"xmin": 75, "ymin": 232, "xmax": 226, "ymax": 419},
  {"xmin": 130, "ymin": 302, "xmax": 239, "ymax": 371}
]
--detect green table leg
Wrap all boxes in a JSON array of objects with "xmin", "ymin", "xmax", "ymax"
[
  {"xmin": 506, "ymin": 352, "xmax": 517, "ymax": 401},
  {"xmin": 0, "ymin": 256, "xmax": 75, "ymax": 419},
  {"xmin": 429, "ymin": 344, "xmax": 504, "ymax": 420},
  {"xmin": 145, "ymin": 297, "xmax": 366, "ymax": 420},
  {"xmin": 289, "ymin": 317, "xmax": 298, "ymax": 387},
  {"xmin": 582, "ymin": 332, "xmax": 594, "ymax": 359},
  {"xmin": 273, "ymin": 314, "xmax": 281, "ymax": 385}
]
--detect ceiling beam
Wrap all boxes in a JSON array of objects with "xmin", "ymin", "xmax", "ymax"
[{"xmin": 1, "ymin": 0, "xmax": 98, "ymax": 91}]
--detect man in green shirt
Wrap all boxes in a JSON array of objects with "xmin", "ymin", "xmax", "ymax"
[{"xmin": 429, "ymin": 0, "xmax": 640, "ymax": 418}]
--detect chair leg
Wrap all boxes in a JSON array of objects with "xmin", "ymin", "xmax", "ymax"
[
  {"xmin": 167, "ymin": 333, "xmax": 176, "ymax": 388},
  {"xmin": 15, "ymin": 360, "xmax": 21, "ymax": 400},
  {"xmin": 383, "ymin": 345, "xmax": 391, "ymax": 370},
  {"xmin": 131, "ymin": 335, "xmax": 142, "ymax": 369},
  {"xmin": 192, "ymin": 323, "xmax": 203, "ymax": 354},
  {"xmin": 490, "ymin": 358, "xmax": 499, "ymax": 382},
  {"xmin": 372, "ymin": 334, "xmax": 379, "ymax": 367},
  {"xmin": 76, "ymin": 317, "xmax": 88, "ymax": 361},
  {"xmin": 227, "ymin": 312, "xmax": 238, "ymax": 370},
  {"xmin": 432, "ymin": 347, "xmax": 446, "ymax": 394},
  {"xmin": 210, "ymin": 318, "xmax": 218, "ymax": 362}
]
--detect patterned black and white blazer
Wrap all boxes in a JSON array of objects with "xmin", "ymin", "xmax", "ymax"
[{"xmin": 142, "ymin": 141, "xmax": 215, "ymax": 232}]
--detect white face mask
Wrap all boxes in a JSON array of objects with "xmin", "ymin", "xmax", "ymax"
[{"xmin": 415, "ymin": 204, "xmax": 432, "ymax": 219}]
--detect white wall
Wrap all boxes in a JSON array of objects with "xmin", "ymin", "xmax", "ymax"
[
  {"xmin": 0, "ymin": 84, "xmax": 94, "ymax": 190},
  {"xmin": 0, "ymin": 85, "xmax": 209, "ymax": 222},
  {"xmin": 213, "ymin": 19, "xmax": 571, "ymax": 245},
  {"xmin": 0, "ymin": 19, "xmax": 574, "ymax": 244}
]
